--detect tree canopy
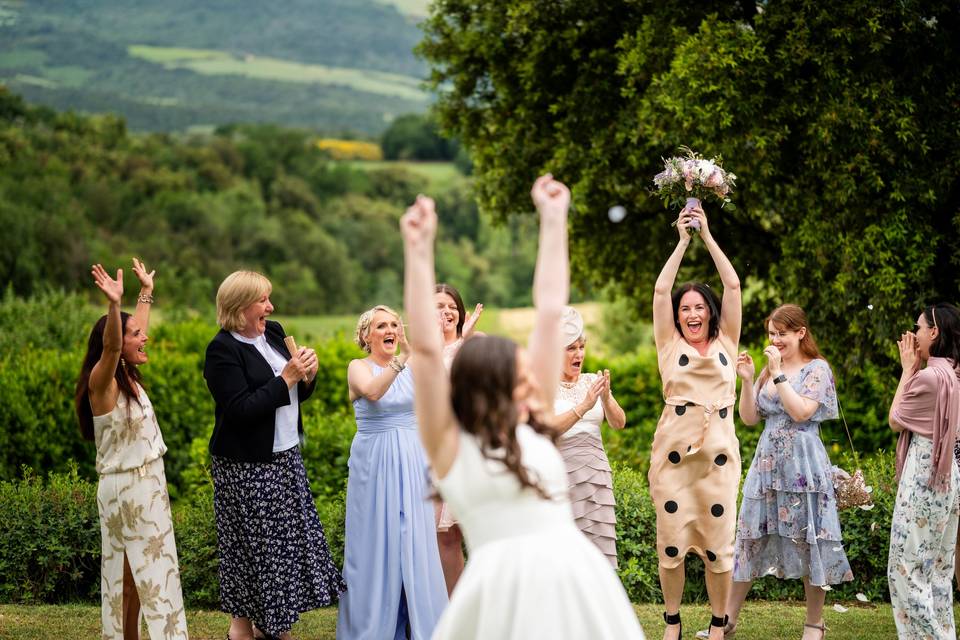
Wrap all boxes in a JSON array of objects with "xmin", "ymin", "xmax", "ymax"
[{"xmin": 419, "ymin": 0, "xmax": 960, "ymax": 373}]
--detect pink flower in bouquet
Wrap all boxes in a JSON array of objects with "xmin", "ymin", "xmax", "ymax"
[{"xmin": 705, "ymin": 168, "xmax": 724, "ymax": 189}]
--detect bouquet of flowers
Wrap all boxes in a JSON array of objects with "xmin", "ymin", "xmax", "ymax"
[{"xmin": 652, "ymin": 147, "xmax": 736, "ymax": 232}]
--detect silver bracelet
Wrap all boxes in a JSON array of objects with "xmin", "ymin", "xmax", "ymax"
[
  {"xmin": 137, "ymin": 293, "xmax": 154, "ymax": 304},
  {"xmin": 389, "ymin": 357, "xmax": 406, "ymax": 373}
]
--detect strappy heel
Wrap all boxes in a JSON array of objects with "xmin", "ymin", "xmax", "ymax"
[
  {"xmin": 803, "ymin": 622, "xmax": 827, "ymax": 639},
  {"xmin": 663, "ymin": 611, "xmax": 682, "ymax": 638},
  {"xmin": 696, "ymin": 616, "xmax": 736, "ymax": 639}
]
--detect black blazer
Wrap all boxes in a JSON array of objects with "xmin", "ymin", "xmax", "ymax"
[{"xmin": 203, "ymin": 320, "xmax": 316, "ymax": 462}]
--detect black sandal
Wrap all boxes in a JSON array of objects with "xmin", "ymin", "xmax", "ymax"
[
  {"xmin": 710, "ymin": 615, "xmax": 729, "ymax": 635},
  {"xmin": 664, "ymin": 611, "xmax": 682, "ymax": 637}
]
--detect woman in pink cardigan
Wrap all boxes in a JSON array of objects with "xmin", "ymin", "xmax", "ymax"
[{"xmin": 887, "ymin": 302, "xmax": 960, "ymax": 640}]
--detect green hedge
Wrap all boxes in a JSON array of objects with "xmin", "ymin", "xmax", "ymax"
[{"xmin": 0, "ymin": 452, "xmax": 902, "ymax": 606}]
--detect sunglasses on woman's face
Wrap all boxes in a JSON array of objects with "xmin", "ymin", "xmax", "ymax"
[{"xmin": 913, "ymin": 323, "xmax": 921, "ymax": 334}]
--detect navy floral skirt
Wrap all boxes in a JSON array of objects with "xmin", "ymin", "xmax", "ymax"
[{"xmin": 211, "ymin": 446, "xmax": 345, "ymax": 635}]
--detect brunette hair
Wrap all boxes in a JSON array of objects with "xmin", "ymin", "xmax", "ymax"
[
  {"xmin": 449, "ymin": 335, "xmax": 557, "ymax": 499},
  {"xmin": 924, "ymin": 303, "xmax": 960, "ymax": 364},
  {"xmin": 757, "ymin": 304, "xmax": 826, "ymax": 386},
  {"xmin": 672, "ymin": 282, "xmax": 722, "ymax": 341},
  {"xmin": 75, "ymin": 313, "xmax": 144, "ymax": 441},
  {"xmin": 435, "ymin": 283, "xmax": 466, "ymax": 337}
]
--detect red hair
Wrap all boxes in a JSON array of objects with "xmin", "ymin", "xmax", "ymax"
[{"xmin": 757, "ymin": 304, "xmax": 826, "ymax": 387}]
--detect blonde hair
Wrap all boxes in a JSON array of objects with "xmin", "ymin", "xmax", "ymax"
[
  {"xmin": 354, "ymin": 305, "xmax": 401, "ymax": 353},
  {"xmin": 216, "ymin": 271, "xmax": 272, "ymax": 332}
]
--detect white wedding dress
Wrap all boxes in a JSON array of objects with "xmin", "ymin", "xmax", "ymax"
[{"xmin": 433, "ymin": 424, "xmax": 644, "ymax": 639}]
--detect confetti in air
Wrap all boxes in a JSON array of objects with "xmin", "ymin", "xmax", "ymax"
[{"xmin": 608, "ymin": 205, "xmax": 627, "ymax": 223}]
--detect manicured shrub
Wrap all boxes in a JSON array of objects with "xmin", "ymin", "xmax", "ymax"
[{"xmin": 0, "ymin": 467, "xmax": 100, "ymax": 603}]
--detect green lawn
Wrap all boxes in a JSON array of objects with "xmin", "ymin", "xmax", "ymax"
[
  {"xmin": 127, "ymin": 45, "xmax": 428, "ymax": 101},
  {"xmin": 273, "ymin": 302, "xmax": 605, "ymax": 352},
  {"xmin": 0, "ymin": 601, "xmax": 938, "ymax": 639},
  {"xmin": 343, "ymin": 160, "xmax": 464, "ymax": 193}
]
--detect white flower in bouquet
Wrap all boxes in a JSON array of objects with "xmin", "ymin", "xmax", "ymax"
[{"xmin": 652, "ymin": 147, "xmax": 737, "ymax": 233}]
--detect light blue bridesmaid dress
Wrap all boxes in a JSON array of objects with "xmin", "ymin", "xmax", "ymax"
[{"xmin": 336, "ymin": 362, "xmax": 447, "ymax": 639}]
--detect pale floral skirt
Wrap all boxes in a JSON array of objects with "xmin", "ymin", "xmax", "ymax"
[
  {"xmin": 97, "ymin": 456, "xmax": 187, "ymax": 640},
  {"xmin": 888, "ymin": 435, "xmax": 960, "ymax": 640}
]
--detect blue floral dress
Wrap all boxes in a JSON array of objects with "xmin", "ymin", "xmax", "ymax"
[{"xmin": 733, "ymin": 359, "xmax": 853, "ymax": 585}]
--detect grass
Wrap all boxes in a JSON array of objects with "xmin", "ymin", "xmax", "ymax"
[
  {"xmin": 0, "ymin": 601, "xmax": 942, "ymax": 639},
  {"xmin": 127, "ymin": 45, "xmax": 428, "ymax": 102},
  {"xmin": 343, "ymin": 160, "xmax": 464, "ymax": 193},
  {"xmin": 273, "ymin": 302, "xmax": 606, "ymax": 352}
]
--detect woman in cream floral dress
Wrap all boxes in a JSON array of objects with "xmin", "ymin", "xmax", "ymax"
[{"xmin": 75, "ymin": 260, "xmax": 187, "ymax": 640}]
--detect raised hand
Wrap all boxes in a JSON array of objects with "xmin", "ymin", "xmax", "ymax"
[
  {"xmin": 685, "ymin": 202, "xmax": 710, "ymax": 238},
  {"xmin": 762, "ymin": 345, "xmax": 782, "ymax": 376},
  {"xmin": 462, "ymin": 303, "xmax": 484, "ymax": 337},
  {"xmin": 530, "ymin": 174, "xmax": 570, "ymax": 223},
  {"xmin": 91, "ymin": 264, "xmax": 123, "ymax": 304},
  {"xmin": 897, "ymin": 332, "xmax": 920, "ymax": 375},
  {"xmin": 736, "ymin": 351, "xmax": 755, "ymax": 381},
  {"xmin": 400, "ymin": 195, "xmax": 438, "ymax": 249},
  {"xmin": 131, "ymin": 257, "xmax": 155, "ymax": 292}
]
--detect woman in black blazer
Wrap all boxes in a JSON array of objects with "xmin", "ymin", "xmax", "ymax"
[{"xmin": 203, "ymin": 270, "xmax": 344, "ymax": 640}]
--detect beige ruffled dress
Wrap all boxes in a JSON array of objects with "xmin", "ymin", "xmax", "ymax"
[{"xmin": 554, "ymin": 373, "xmax": 618, "ymax": 567}]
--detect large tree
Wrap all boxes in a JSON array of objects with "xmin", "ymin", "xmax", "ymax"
[{"xmin": 419, "ymin": 0, "xmax": 960, "ymax": 373}]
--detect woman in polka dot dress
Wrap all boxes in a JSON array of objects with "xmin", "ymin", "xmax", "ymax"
[{"xmin": 651, "ymin": 203, "xmax": 741, "ymax": 640}]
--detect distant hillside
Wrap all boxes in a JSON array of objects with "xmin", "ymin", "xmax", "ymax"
[{"xmin": 0, "ymin": 0, "xmax": 431, "ymax": 134}]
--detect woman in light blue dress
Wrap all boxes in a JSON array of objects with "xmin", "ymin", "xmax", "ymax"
[
  {"xmin": 701, "ymin": 304, "xmax": 851, "ymax": 640},
  {"xmin": 337, "ymin": 304, "xmax": 447, "ymax": 639}
]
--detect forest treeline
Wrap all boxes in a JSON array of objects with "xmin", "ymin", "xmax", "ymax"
[{"xmin": 0, "ymin": 87, "xmax": 538, "ymax": 314}]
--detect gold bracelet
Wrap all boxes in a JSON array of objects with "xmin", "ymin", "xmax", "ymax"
[
  {"xmin": 573, "ymin": 406, "xmax": 584, "ymax": 419},
  {"xmin": 389, "ymin": 357, "xmax": 405, "ymax": 373},
  {"xmin": 137, "ymin": 293, "xmax": 154, "ymax": 304}
]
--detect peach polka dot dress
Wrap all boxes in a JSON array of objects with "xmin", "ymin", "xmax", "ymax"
[{"xmin": 648, "ymin": 331, "xmax": 741, "ymax": 572}]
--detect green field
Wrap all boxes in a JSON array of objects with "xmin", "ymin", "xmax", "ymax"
[
  {"xmin": 344, "ymin": 160, "xmax": 464, "ymax": 192},
  {"xmin": 128, "ymin": 45, "xmax": 428, "ymax": 102},
  {"xmin": 274, "ymin": 302, "xmax": 605, "ymax": 351},
  {"xmin": 0, "ymin": 601, "xmax": 932, "ymax": 639}
]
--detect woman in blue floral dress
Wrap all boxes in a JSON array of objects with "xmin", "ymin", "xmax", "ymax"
[{"xmin": 701, "ymin": 305, "xmax": 851, "ymax": 640}]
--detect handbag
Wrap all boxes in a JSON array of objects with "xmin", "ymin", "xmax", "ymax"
[{"xmin": 832, "ymin": 399, "xmax": 873, "ymax": 510}]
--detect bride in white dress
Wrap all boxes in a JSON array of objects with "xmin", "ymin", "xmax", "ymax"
[{"xmin": 400, "ymin": 175, "xmax": 644, "ymax": 640}]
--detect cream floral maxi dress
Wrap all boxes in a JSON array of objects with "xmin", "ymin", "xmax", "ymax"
[{"xmin": 93, "ymin": 385, "xmax": 187, "ymax": 639}]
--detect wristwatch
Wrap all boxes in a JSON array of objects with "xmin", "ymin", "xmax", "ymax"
[{"xmin": 772, "ymin": 374, "xmax": 787, "ymax": 385}]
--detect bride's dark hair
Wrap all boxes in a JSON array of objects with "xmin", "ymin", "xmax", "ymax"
[{"xmin": 449, "ymin": 335, "xmax": 557, "ymax": 499}]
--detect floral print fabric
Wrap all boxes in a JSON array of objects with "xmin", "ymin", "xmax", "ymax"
[
  {"xmin": 733, "ymin": 359, "xmax": 853, "ymax": 585},
  {"xmin": 888, "ymin": 435, "xmax": 959, "ymax": 639}
]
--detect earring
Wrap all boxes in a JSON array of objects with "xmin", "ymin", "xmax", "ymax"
[{"xmin": 120, "ymin": 357, "xmax": 127, "ymax": 368}]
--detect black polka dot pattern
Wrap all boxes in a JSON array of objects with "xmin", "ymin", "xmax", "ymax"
[
  {"xmin": 719, "ymin": 352, "xmax": 728, "ymax": 366},
  {"xmin": 675, "ymin": 405, "xmax": 686, "ymax": 416},
  {"xmin": 719, "ymin": 407, "xmax": 728, "ymax": 419},
  {"xmin": 714, "ymin": 454, "xmax": 727, "ymax": 466},
  {"xmin": 711, "ymin": 504, "xmax": 724, "ymax": 517},
  {"xmin": 678, "ymin": 354, "xmax": 689, "ymax": 367},
  {"xmin": 706, "ymin": 550, "xmax": 717, "ymax": 562},
  {"xmin": 668, "ymin": 451, "xmax": 681, "ymax": 464},
  {"xmin": 665, "ymin": 546, "xmax": 679, "ymax": 558},
  {"xmin": 665, "ymin": 501, "xmax": 678, "ymax": 513}
]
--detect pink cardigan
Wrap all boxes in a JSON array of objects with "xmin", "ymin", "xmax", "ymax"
[{"xmin": 892, "ymin": 357, "xmax": 960, "ymax": 491}]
